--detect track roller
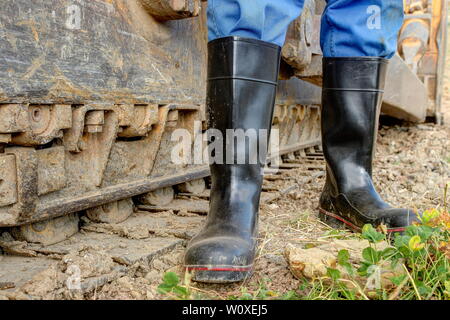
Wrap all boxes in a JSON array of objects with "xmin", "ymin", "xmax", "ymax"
[
  {"xmin": 176, "ymin": 179, "xmax": 206, "ymax": 194},
  {"xmin": 10, "ymin": 213, "xmax": 80, "ymax": 246},
  {"xmin": 86, "ymin": 198, "xmax": 134, "ymax": 224},
  {"xmin": 138, "ymin": 186, "xmax": 175, "ymax": 206}
]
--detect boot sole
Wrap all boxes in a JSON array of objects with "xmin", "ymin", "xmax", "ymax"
[
  {"xmin": 318, "ymin": 208, "xmax": 406, "ymax": 234},
  {"xmin": 185, "ymin": 265, "xmax": 253, "ymax": 283}
]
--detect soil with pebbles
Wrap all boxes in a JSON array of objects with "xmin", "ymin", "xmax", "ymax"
[{"xmin": 87, "ymin": 81, "xmax": 450, "ymax": 300}]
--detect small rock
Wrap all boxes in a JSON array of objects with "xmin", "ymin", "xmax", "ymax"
[
  {"xmin": 416, "ymin": 125, "xmax": 433, "ymax": 131},
  {"xmin": 151, "ymin": 259, "xmax": 166, "ymax": 271},
  {"xmin": 144, "ymin": 270, "xmax": 160, "ymax": 283},
  {"xmin": 288, "ymin": 192, "xmax": 302, "ymax": 200},
  {"xmin": 285, "ymin": 239, "xmax": 405, "ymax": 293}
]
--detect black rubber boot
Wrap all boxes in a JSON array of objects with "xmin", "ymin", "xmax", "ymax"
[
  {"xmin": 318, "ymin": 57, "xmax": 419, "ymax": 233},
  {"xmin": 184, "ymin": 37, "xmax": 281, "ymax": 283}
]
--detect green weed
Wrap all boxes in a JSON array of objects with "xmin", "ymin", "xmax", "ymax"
[{"xmin": 305, "ymin": 208, "xmax": 450, "ymax": 300}]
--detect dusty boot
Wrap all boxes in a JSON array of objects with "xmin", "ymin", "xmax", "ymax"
[
  {"xmin": 184, "ymin": 37, "xmax": 281, "ymax": 283},
  {"xmin": 318, "ymin": 57, "xmax": 419, "ymax": 233}
]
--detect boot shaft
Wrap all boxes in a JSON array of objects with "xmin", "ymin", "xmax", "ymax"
[
  {"xmin": 204, "ymin": 37, "xmax": 282, "ymax": 230},
  {"xmin": 206, "ymin": 37, "xmax": 281, "ymax": 168},
  {"xmin": 322, "ymin": 57, "xmax": 387, "ymax": 91},
  {"xmin": 321, "ymin": 57, "xmax": 388, "ymax": 193}
]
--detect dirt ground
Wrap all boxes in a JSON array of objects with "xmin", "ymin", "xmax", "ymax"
[
  {"xmin": 95, "ymin": 119, "xmax": 448, "ymax": 300},
  {"xmin": 80, "ymin": 19, "xmax": 450, "ymax": 300},
  {"xmin": 2, "ymin": 20, "xmax": 449, "ymax": 301},
  {"xmin": 84, "ymin": 39, "xmax": 450, "ymax": 300}
]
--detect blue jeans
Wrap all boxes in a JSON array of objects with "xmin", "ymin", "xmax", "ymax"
[{"xmin": 207, "ymin": 0, "xmax": 404, "ymax": 58}]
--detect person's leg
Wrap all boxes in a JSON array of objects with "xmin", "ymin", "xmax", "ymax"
[
  {"xmin": 208, "ymin": 0, "xmax": 304, "ymax": 47},
  {"xmin": 184, "ymin": 1, "xmax": 303, "ymax": 283},
  {"xmin": 318, "ymin": 0, "xmax": 419, "ymax": 232},
  {"xmin": 320, "ymin": 0, "xmax": 403, "ymax": 58}
]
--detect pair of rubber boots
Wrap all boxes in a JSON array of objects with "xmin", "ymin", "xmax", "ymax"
[{"xmin": 184, "ymin": 37, "xmax": 418, "ymax": 283}]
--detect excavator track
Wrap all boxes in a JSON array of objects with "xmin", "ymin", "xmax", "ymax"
[{"xmin": 0, "ymin": 146, "xmax": 325, "ymax": 298}]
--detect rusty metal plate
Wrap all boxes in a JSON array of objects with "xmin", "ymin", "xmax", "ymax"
[
  {"xmin": 37, "ymin": 146, "xmax": 66, "ymax": 196},
  {"xmin": 0, "ymin": 0, "xmax": 207, "ymax": 105},
  {"xmin": 0, "ymin": 104, "xmax": 28, "ymax": 133},
  {"xmin": 382, "ymin": 54, "xmax": 428, "ymax": 122},
  {"xmin": 0, "ymin": 154, "xmax": 17, "ymax": 207}
]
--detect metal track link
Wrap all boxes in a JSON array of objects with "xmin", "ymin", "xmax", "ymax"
[{"xmin": 0, "ymin": 146, "xmax": 325, "ymax": 298}]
